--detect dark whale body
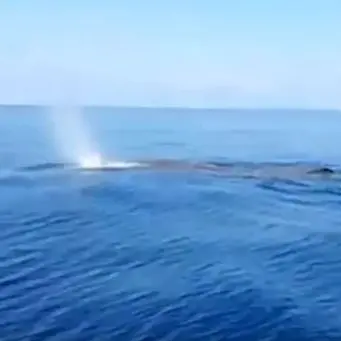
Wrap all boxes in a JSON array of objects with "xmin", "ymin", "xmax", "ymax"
[
  {"xmin": 79, "ymin": 158, "xmax": 339, "ymax": 181},
  {"xmin": 307, "ymin": 167, "xmax": 334, "ymax": 174},
  {"xmin": 19, "ymin": 159, "xmax": 339, "ymax": 181}
]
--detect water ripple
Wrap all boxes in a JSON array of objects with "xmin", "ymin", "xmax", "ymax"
[{"xmin": 1, "ymin": 165, "xmax": 341, "ymax": 340}]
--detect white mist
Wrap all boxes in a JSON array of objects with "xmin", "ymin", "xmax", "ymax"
[{"xmin": 49, "ymin": 104, "xmax": 103, "ymax": 168}]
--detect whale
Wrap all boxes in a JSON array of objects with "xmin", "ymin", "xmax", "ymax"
[
  {"xmin": 77, "ymin": 158, "xmax": 338, "ymax": 181},
  {"xmin": 18, "ymin": 158, "xmax": 339, "ymax": 181}
]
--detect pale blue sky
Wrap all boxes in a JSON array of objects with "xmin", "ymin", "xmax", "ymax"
[{"xmin": 0, "ymin": 1, "xmax": 340, "ymax": 108}]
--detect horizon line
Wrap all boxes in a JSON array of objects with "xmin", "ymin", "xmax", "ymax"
[{"xmin": 0, "ymin": 103, "xmax": 340, "ymax": 113}]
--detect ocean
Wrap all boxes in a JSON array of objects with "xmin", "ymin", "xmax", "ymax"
[{"xmin": 1, "ymin": 106, "xmax": 341, "ymax": 340}]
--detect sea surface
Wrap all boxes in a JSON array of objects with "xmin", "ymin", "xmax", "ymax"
[{"xmin": 1, "ymin": 106, "xmax": 341, "ymax": 340}]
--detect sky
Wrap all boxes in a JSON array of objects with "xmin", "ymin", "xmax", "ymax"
[{"xmin": 0, "ymin": 0, "xmax": 340, "ymax": 108}]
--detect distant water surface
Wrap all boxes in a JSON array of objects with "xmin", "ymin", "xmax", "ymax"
[{"xmin": 1, "ymin": 106, "xmax": 341, "ymax": 340}]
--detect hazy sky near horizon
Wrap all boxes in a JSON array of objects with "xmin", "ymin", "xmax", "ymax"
[{"xmin": 0, "ymin": 1, "xmax": 340, "ymax": 108}]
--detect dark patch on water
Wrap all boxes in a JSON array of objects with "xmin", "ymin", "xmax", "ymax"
[{"xmin": 20, "ymin": 162, "xmax": 70, "ymax": 171}]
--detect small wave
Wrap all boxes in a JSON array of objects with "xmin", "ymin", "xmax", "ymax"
[
  {"xmin": 20, "ymin": 162, "xmax": 70, "ymax": 172},
  {"xmin": 0, "ymin": 174, "xmax": 34, "ymax": 188}
]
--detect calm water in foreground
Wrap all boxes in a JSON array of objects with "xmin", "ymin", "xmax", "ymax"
[{"xmin": 1, "ymin": 106, "xmax": 341, "ymax": 340}]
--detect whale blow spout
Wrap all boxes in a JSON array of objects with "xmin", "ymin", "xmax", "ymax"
[{"xmin": 79, "ymin": 153, "xmax": 103, "ymax": 169}]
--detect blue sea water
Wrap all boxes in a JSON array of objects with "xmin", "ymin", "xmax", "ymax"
[{"xmin": 1, "ymin": 106, "xmax": 341, "ymax": 340}]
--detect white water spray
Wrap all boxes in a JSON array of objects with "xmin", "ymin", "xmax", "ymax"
[
  {"xmin": 49, "ymin": 104, "xmax": 103, "ymax": 168},
  {"xmin": 48, "ymin": 104, "xmax": 142, "ymax": 170}
]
